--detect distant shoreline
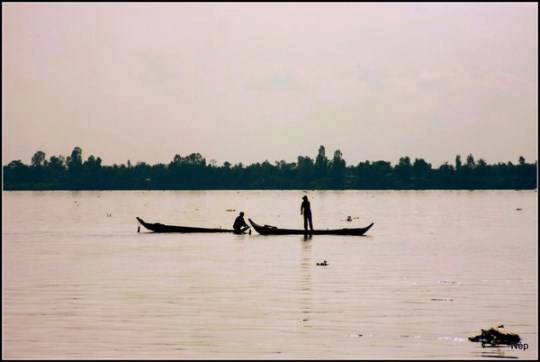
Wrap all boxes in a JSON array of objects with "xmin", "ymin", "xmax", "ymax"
[{"xmin": 4, "ymin": 146, "xmax": 537, "ymax": 191}]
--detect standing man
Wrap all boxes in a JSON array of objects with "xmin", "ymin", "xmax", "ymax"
[{"xmin": 300, "ymin": 195, "xmax": 314, "ymax": 234}]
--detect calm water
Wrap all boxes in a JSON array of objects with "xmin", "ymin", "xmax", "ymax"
[{"xmin": 2, "ymin": 190, "xmax": 537, "ymax": 359}]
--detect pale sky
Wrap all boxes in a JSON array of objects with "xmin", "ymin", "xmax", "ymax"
[{"xmin": 2, "ymin": 2, "xmax": 538, "ymax": 167}]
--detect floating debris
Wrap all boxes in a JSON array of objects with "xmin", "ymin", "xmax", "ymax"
[
  {"xmin": 516, "ymin": 208, "xmax": 522, "ymax": 211},
  {"xmin": 469, "ymin": 325, "xmax": 521, "ymax": 347},
  {"xmin": 225, "ymin": 209, "xmax": 236, "ymax": 212},
  {"xmin": 346, "ymin": 216, "xmax": 352, "ymax": 222},
  {"xmin": 438, "ymin": 336, "xmax": 466, "ymax": 342},
  {"xmin": 316, "ymin": 260, "xmax": 328, "ymax": 266}
]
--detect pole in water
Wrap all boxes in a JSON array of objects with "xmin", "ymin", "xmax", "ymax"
[{"xmin": 137, "ymin": 226, "xmax": 140, "ymax": 233}]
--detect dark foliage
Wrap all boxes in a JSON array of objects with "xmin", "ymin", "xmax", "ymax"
[{"xmin": 3, "ymin": 146, "xmax": 537, "ymax": 190}]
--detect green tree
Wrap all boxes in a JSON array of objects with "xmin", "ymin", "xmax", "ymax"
[
  {"xmin": 31, "ymin": 150, "xmax": 46, "ymax": 167},
  {"xmin": 455, "ymin": 155, "xmax": 462, "ymax": 170},
  {"xmin": 412, "ymin": 158, "xmax": 432, "ymax": 187},
  {"xmin": 67, "ymin": 147, "xmax": 83, "ymax": 172},
  {"xmin": 315, "ymin": 145, "xmax": 328, "ymax": 180},
  {"xmin": 394, "ymin": 156, "xmax": 413, "ymax": 187},
  {"xmin": 466, "ymin": 154, "xmax": 476, "ymax": 169},
  {"xmin": 330, "ymin": 149, "xmax": 346, "ymax": 187}
]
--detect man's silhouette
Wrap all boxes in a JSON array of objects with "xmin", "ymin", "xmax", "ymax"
[
  {"xmin": 300, "ymin": 195, "xmax": 313, "ymax": 234},
  {"xmin": 233, "ymin": 211, "xmax": 250, "ymax": 234}
]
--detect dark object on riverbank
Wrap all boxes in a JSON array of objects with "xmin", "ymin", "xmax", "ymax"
[
  {"xmin": 136, "ymin": 217, "xmax": 237, "ymax": 233},
  {"xmin": 248, "ymin": 219, "xmax": 374, "ymax": 236},
  {"xmin": 468, "ymin": 325, "xmax": 521, "ymax": 346}
]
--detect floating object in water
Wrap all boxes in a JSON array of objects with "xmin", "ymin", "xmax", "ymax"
[
  {"xmin": 316, "ymin": 260, "xmax": 328, "ymax": 266},
  {"xmin": 516, "ymin": 208, "xmax": 522, "ymax": 211},
  {"xmin": 226, "ymin": 209, "xmax": 236, "ymax": 212},
  {"xmin": 346, "ymin": 216, "xmax": 352, "ymax": 222},
  {"xmin": 468, "ymin": 325, "xmax": 521, "ymax": 346}
]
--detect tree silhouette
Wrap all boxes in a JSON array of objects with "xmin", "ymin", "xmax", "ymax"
[
  {"xmin": 31, "ymin": 151, "xmax": 46, "ymax": 167},
  {"xmin": 330, "ymin": 149, "xmax": 346, "ymax": 187},
  {"xmin": 455, "ymin": 155, "xmax": 462, "ymax": 170},
  {"xmin": 2, "ymin": 146, "xmax": 537, "ymax": 190}
]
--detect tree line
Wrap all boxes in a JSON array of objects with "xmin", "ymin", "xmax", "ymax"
[{"xmin": 3, "ymin": 146, "xmax": 537, "ymax": 190}]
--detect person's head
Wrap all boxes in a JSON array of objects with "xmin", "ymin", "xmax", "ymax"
[
  {"xmin": 239, "ymin": 211, "xmax": 244, "ymax": 217},
  {"xmin": 302, "ymin": 195, "xmax": 308, "ymax": 201}
]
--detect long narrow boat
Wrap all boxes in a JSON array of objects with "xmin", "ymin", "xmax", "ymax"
[
  {"xmin": 136, "ymin": 217, "xmax": 235, "ymax": 233},
  {"xmin": 248, "ymin": 219, "xmax": 374, "ymax": 236}
]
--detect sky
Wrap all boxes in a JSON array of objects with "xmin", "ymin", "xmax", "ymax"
[{"xmin": 2, "ymin": 2, "xmax": 538, "ymax": 167}]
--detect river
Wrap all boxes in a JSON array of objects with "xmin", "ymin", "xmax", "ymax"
[{"xmin": 2, "ymin": 190, "xmax": 537, "ymax": 359}]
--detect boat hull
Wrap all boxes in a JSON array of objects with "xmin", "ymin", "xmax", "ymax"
[
  {"xmin": 248, "ymin": 219, "xmax": 374, "ymax": 236},
  {"xmin": 136, "ymin": 217, "xmax": 235, "ymax": 233}
]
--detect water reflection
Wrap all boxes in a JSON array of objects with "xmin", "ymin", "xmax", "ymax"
[
  {"xmin": 474, "ymin": 346, "xmax": 520, "ymax": 359},
  {"xmin": 300, "ymin": 238, "xmax": 312, "ymax": 326}
]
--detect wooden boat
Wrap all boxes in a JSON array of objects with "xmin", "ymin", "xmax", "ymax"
[
  {"xmin": 136, "ymin": 217, "xmax": 236, "ymax": 233},
  {"xmin": 248, "ymin": 219, "xmax": 374, "ymax": 236}
]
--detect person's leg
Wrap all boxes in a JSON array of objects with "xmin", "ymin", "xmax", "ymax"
[
  {"xmin": 308, "ymin": 215, "xmax": 313, "ymax": 231},
  {"xmin": 304, "ymin": 215, "xmax": 308, "ymax": 231}
]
